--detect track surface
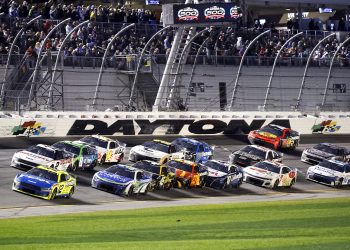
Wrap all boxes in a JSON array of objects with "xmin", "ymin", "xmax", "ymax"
[{"xmin": 1, "ymin": 137, "xmax": 350, "ymax": 218}]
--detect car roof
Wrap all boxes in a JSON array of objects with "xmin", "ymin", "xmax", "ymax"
[
  {"xmin": 173, "ymin": 137, "xmax": 209, "ymax": 146},
  {"xmin": 318, "ymin": 142, "xmax": 346, "ymax": 149},
  {"xmin": 267, "ymin": 124, "xmax": 287, "ymax": 130},
  {"xmin": 112, "ymin": 164, "xmax": 138, "ymax": 172},
  {"xmin": 206, "ymin": 159, "xmax": 229, "ymax": 166},
  {"xmin": 324, "ymin": 159, "xmax": 349, "ymax": 165},
  {"xmin": 170, "ymin": 159, "xmax": 196, "ymax": 166},
  {"xmin": 36, "ymin": 165, "xmax": 66, "ymax": 174},
  {"xmin": 242, "ymin": 144, "xmax": 271, "ymax": 152},
  {"xmin": 59, "ymin": 140, "xmax": 85, "ymax": 148},
  {"xmin": 36, "ymin": 144, "xmax": 57, "ymax": 151},
  {"xmin": 260, "ymin": 160, "xmax": 288, "ymax": 168},
  {"xmin": 90, "ymin": 135, "xmax": 114, "ymax": 142},
  {"xmin": 153, "ymin": 139, "xmax": 171, "ymax": 146}
]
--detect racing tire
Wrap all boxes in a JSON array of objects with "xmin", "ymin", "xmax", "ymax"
[
  {"xmin": 273, "ymin": 179, "xmax": 280, "ymax": 189},
  {"xmin": 68, "ymin": 187, "xmax": 74, "ymax": 198},
  {"xmin": 50, "ymin": 188, "xmax": 57, "ymax": 200},
  {"xmin": 127, "ymin": 185, "xmax": 134, "ymax": 197},
  {"xmin": 287, "ymin": 178, "xmax": 295, "ymax": 188},
  {"xmin": 100, "ymin": 155, "xmax": 106, "ymax": 165},
  {"xmin": 71, "ymin": 161, "xmax": 78, "ymax": 172},
  {"xmin": 336, "ymin": 178, "xmax": 343, "ymax": 188}
]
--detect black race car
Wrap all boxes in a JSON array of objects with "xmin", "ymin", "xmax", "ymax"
[
  {"xmin": 202, "ymin": 160, "xmax": 243, "ymax": 189},
  {"xmin": 229, "ymin": 145, "xmax": 282, "ymax": 167},
  {"xmin": 301, "ymin": 143, "xmax": 350, "ymax": 165}
]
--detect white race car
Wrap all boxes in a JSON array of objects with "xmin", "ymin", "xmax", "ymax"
[
  {"xmin": 11, "ymin": 144, "xmax": 73, "ymax": 171},
  {"xmin": 75, "ymin": 135, "xmax": 126, "ymax": 164},
  {"xmin": 306, "ymin": 159, "xmax": 350, "ymax": 187},
  {"xmin": 243, "ymin": 161, "xmax": 297, "ymax": 189},
  {"xmin": 129, "ymin": 139, "xmax": 175, "ymax": 164}
]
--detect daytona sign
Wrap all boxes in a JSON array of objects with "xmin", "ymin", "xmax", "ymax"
[{"xmin": 67, "ymin": 119, "xmax": 291, "ymax": 136}]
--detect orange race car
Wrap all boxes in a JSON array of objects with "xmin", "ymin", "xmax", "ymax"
[
  {"xmin": 165, "ymin": 159, "xmax": 208, "ymax": 188},
  {"xmin": 248, "ymin": 124, "xmax": 300, "ymax": 150}
]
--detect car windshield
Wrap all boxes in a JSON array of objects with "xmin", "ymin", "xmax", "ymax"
[
  {"xmin": 142, "ymin": 141, "xmax": 169, "ymax": 153},
  {"xmin": 254, "ymin": 162, "xmax": 280, "ymax": 173},
  {"xmin": 133, "ymin": 162, "xmax": 160, "ymax": 174},
  {"xmin": 167, "ymin": 161, "xmax": 193, "ymax": 173},
  {"xmin": 80, "ymin": 136, "xmax": 108, "ymax": 148},
  {"xmin": 260, "ymin": 125, "xmax": 283, "ymax": 137},
  {"xmin": 27, "ymin": 168, "xmax": 58, "ymax": 182},
  {"xmin": 27, "ymin": 145, "xmax": 55, "ymax": 159},
  {"xmin": 53, "ymin": 142, "xmax": 80, "ymax": 155},
  {"xmin": 240, "ymin": 146, "xmax": 266, "ymax": 159},
  {"xmin": 314, "ymin": 144, "xmax": 341, "ymax": 155},
  {"xmin": 204, "ymin": 161, "xmax": 228, "ymax": 173},
  {"xmin": 172, "ymin": 140, "xmax": 197, "ymax": 153},
  {"xmin": 319, "ymin": 161, "xmax": 345, "ymax": 172},
  {"xmin": 105, "ymin": 166, "xmax": 135, "ymax": 179}
]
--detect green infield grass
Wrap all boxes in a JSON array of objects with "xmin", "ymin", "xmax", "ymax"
[{"xmin": 1, "ymin": 197, "xmax": 350, "ymax": 250}]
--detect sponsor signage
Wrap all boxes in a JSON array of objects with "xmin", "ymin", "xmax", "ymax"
[{"xmin": 173, "ymin": 3, "xmax": 242, "ymax": 24}]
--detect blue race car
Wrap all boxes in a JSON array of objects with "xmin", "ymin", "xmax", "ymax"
[
  {"xmin": 170, "ymin": 138, "xmax": 214, "ymax": 163},
  {"xmin": 91, "ymin": 164, "xmax": 154, "ymax": 196},
  {"xmin": 12, "ymin": 166, "xmax": 76, "ymax": 200},
  {"xmin": 202, "ymin": 160, "xmax": 243, "ymax": 189}
]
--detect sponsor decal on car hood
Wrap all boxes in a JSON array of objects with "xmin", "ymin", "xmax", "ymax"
[
  {"xmin": 207, "ymin": 168, "xmax": 227, "ymax": 178},
  {"xmin": 16, "ymin": 151, "xmax": 53, "ymax": 164},
  {"xmin": 309, "ymin": 166, "xmax": 339, "ymax": 177},
  {"xmin": 244, "ymin": 167, "xmax": 277, "ymax": 179},
  {"xmin": 97, "ymin": 171, "xmax": 133, "ymax": 184},
  {"xmin": 234, "ymin": 151, "xmax": 261, "ymax": 161},
  {"xmin": 18, "ymin": 174, "xmax": 55, "ymax": 189},
  {"xmin": 306, "ymin": 148, "xmax": 334, "ymax": 159}
]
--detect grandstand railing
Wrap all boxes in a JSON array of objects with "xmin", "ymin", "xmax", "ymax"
[{"xmin": 2, "ymin": 53, "xmax": 350, "ymax": 69}]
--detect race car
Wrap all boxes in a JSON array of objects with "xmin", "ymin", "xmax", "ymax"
[
  {"xmin": 306, "ymin": 159, "xmax": 350, "ymax": 187},
  {"xmin": 248, "ymin": 124, "xmax": 300, "ymax": 150},
  {"xmin": 129, "ymin": 140, "xmax": 176, "ymax": 164},
  {"xmin": 11, "ymin": 144, "xmax": 74, "ymax": 171},
  {"xmin": 91, "ymin": 164, "xmax": 153, "ymax": 196},
  {"xmin": 202, "ymin": 160, "xmax": 243, "ymax": 189},
  {"xmin": 53, "ymin": 141, "xmax": 98, "ymax": 170},
  {"xmin": 165, "ymin": 159, "xmax": 208, "ymax": 188},
  {"xmin": 132, "ymin": 160, "xmax": 175, "ymax": 190},
  {"xmin": 301, "ymin": 143, "xmax": 350, "ymax": 165},
  {"xmin": 229, "ymin": 145, "xmax": 282, "ymax": 167},
  {"xmin": 75, "ymin": 135, "xmax": 126, "ymax": 164},
  {"xmin": 243, "ymin": 161, "xmax": 297, "ymax": 189},
  {"xmin": 12, "ymin": 165, "xmax": 76, "ymax": 200},
  {"xmin": 170, "ymin": 137, "xmax": 214, "ymax": 163}
]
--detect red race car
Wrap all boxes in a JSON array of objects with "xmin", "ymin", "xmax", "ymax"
[{"xmin": 248, "ymin": 124, "xmax": 300, "ymax": 150}]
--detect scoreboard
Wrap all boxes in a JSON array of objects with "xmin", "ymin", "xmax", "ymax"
[{"xmin": 162, "ymin": 2, "xmax": 242, "ymax": 26}]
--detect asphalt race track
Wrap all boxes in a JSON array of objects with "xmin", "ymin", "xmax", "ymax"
[{"xmin": 0, "ymin": 136, "xmax": 349, "ymax": 218}]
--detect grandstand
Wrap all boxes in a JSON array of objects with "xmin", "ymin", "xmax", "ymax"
[{"xmin": 0, "ymin": 0, "xmax": 349, "ymax": 113}]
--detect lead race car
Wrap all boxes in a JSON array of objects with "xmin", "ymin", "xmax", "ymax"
[
  {"xmin": 202, "ymin": 160, "xmax": 243, "ymax": 189},
  {"xmin": 92, "ymin": 164, "xmax": 154, "ymax": 196},
  {"xmin": 129, "ymin": 140, "xmax": 175, "ymax": 164},
  {"xmin": 11, "ymin": 144, "xmax": 74, "ymax": 171},
  {"xmin": 75, "ymin": 135, "xmax": 126, "ymax": 164},
  {"xmin": 306, "ymin": 159, "xmax": 350, "ymax": 187},
  {"xmin": 229, "ymin": 145, "xmax": 282, "ymax": 167},
  {"xmin": 301, "ymin": 143, "xmax": 350, "ymax": 165},
  {"xmin": 12, "ymin": 165, "xmax": 76, "ymax": 200},
  {"xmin": 243, "ymin": 161, "xmax": 297, "ymax": 189},
  {"xmin": 248, "ymin": 124, "xmax": 300, "ymax": 150}
]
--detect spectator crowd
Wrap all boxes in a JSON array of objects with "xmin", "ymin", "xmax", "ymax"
[{"xmin": 0, "ymin": 0, "xmax": 350, "ymax": 69}]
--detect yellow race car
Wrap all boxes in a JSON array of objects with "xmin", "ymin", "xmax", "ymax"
[{"xmin": 13, "ymin": 166, "xmax": 76, "ymax": 200}]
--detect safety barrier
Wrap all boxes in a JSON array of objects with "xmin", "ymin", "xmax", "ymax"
[{"xmin": 0, "ymin": 111, "xmax": 349, "ymax": 137}]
